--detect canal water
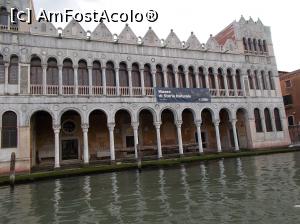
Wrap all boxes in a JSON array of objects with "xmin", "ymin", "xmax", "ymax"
[{"xmin": 1, "ymin": 152, "xmax": 300, "ymax": 224}]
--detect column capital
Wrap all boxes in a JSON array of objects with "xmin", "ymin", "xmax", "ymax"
[
  {"xmin": 58, "ymin": 64, "xmax": 63, "ymax": 69},
  {"xmin": 131, "ymin": 122, "xmax": 139, "ymax": 130},
  {"xmin": 53, "ymin": 125, "xmax": 61, "ymax": 132},
  {"xmin": 107, "ymin": 122, "xmax": 115, "ymax": 130},
  {"xmin": 214, "ymin": 120, "xmax": 220, "ymax": 126},
  {"xmin": 42, "ymin": 64, "xmax": 47, "ymax": 69},
  {"xmin": 176, "ymin": 120, "xmax": 183, "ymax": 127},
  {"xmin": 101, "ymin": 66, "xmax": 106, "ymax": 70},
  {"xmin": 81, "ymin": 123, "xmax": 89, "ymax": 131},
  {"xmin": 230, "ymin": 119, "xmax": 237, "ymax": 125},
  {"xmin": 87, "ymin": 65, "xmax": 93, "ymax": 70},
  {"xmin": 4, "ymin": 62, "xmax": 9, "ymax": 68},
  {"xmin": 73, "ymin": 65, "xmax": 78, "ymax": 69},
  {"xmin": 195, "ymin": 120, "xmax": 202, "ymax": 127},
  {"xmin": 153, "ymin": 121, "xmax": 162, "ymax": 128},
  {"xmin": 139, "ymin": 68, "xmax": 144, "ymax": 72}
]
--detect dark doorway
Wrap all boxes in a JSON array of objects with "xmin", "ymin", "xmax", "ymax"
[{"xmin": 62, "ymin": 139, "xmax": 79, "ymax": 160}]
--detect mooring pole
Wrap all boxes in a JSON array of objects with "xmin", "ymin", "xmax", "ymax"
[
  {"xmin": 9, "ymin": 152, "xmax": 16, "ymax": 187},
  {"xmin": 137, "ymin": 144, "xmax": 142, "ymax": 172}
]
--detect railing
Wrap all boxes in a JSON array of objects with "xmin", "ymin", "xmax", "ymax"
[
  {"xmin": 106, "ymin": 86, "xmax": 117, "ymax": 96},
  {"xmin": 92, "ymin": 86, "xmax": 103, "ymax": 95},
  {"xmin": 0, "ymin": 25, "xmax": 8, "ymax": 30},
  {"xmin": 209, "ymin": 89, "xmax": 218, "ymax": 96},
  {"xmin": 120, "ymin": 87, "xmax": 130, "ymax": 96},
  {"xmin": 145, "ymin": 87, "xmax": 154, "ymax": 96},
  {"xmin": 47, "ymin": 85, "xmax": 59, "ymax": 95},
  {"xmin": 30, "ymin": 84, "xmax": 43, "ymax": 95},
  {"xmin": 63, "ymin": 85, "xmax": 75, "ymax": 95},
  {"xmin": 132, "ymin": 87, "xmax": 143, "ymax": 96},
  {"xmin": 237, "ymin": 89, "xmax": 244, "ymax": 97},
  {"xmin": 219, "ymin": 89, "xmax": 227, "ymax": 96},
  {"xmin": 78, "ymin": 85, "xmax": 89, "ymax": 95},
  {"xmin": 228, "ymin": 89, "xmax": 235, "ymax": 96},
  {"xmin": 28, "ymin": 85, "xmax": 250, "ymax": 99}
]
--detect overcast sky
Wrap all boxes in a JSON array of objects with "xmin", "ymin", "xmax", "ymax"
[{"xmin": 33, "ymin": 0, "xmax": 300, "ymax": 72}]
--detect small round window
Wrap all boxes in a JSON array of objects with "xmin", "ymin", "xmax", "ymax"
[{"xmin": 62, "ymin": 120, "xmax": 76, "ymax": 134}]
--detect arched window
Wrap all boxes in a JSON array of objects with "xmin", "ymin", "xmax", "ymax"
[
  {"xmin": 208, "ymin": 67, "xmax": 215, "ymax": 89},
  {"xmin": 8, "ymin": 55, "xmax": 19, "ymax": 84},
  {"xmin": 30, "ymin": 56, "xmax": 42, "ymax": 85},
  {"xmin": 248, "ymin": 70, "xmax": 254, "ymax": 89},
  {"xmin": 155, "ymin": 64, "xmax": 164, "ymax": 87},
  {"xmin": 62, "ymin": 59, "xmax": 74, "ymax": 85},
  {"xmin": 253, "ymin": 39, "xmax": 257, "ymax": 52},
  {"xmin": 106, "ymin": 61, "xmax": 116, "ymax": 86},
  {"xmin": 236, "ymin": 70, "xmax": 242, "ymax": 90},
  {"xmin": 258, "ymin": 39, "xmax": 263, "ymax": 53},
  {"xmin": 78, "ymin": 60, "xmax": 88, "ymax": 86},
  {"xmin": 92, "ymin": 61, "xmax": 102, "ymax": 86},
  {"xmin": 243, "ymin": 37, "xmax": 248, "ymax": 51},
  {"xmin": 199, "ymin": 67, "xmax": 206, "ymax": 88},
  {"xmin": 0, "ymin": 7, "xmax": 8, "ymax": 26},
  {"xmin": 188, "ymin": 66, "xmax": 196, "ymax": 88},
  {"xmin": 264, "ymin": 108, "xmax": 273, "ymax": 132},
  {"xmin": 248, "ymin": 38, "xmax": 252, "ymax": 51},
  {"xmin": 268, "ymin": 71, "xmax": 274, "ymax": 90},
  {"xmin": 263, "ymin": 40, "xmax": 267, "ymax": 52},
  {"xmin": 1, "ymin": 111, "xmax": 17, "ymax": 148},
  {"xmin": 274, "ymin": 108, "xmax": 282, "ymax": 131},
  {"xmin": 254, "ymin": 108, "xmax": 263, "ymax": 132},
  {"xmin": 144, "ymin": 64, "xmax": 153, "ymax": 87},
  {"xmin": 218, "ymin": 68, "xmax": 225, "ymax": 89},
  {"xmin": 227, "ymin": 69, "xmax": 234, "ymax": 89},
  {"xmin": 47, "ymin": 58, "xmax": 58, "ymax": 85},
  {"xmin": 178, "ymin": 66, "xmax": 186, "ymax": 88},
  {"xmin": 11, "ymin": 8, "xmax": 18, "ymax": 28},
  {"xmin": 119, "ymin": 62, "xmax": 129, "ymax": 87},
  {"xmin": 167, "ymin": 65, "xmax": 175, "ymax": 88},
  {"xmin": 132, "ymin": 63, "xmax": 141, "ymax": 87},
  {"xmin": 261, "ymin": 71, "xmax": 267, "ymax": 90},
  {"xmin": 0, "ymin": 54, "xmax": 4, "ymax": 84}
]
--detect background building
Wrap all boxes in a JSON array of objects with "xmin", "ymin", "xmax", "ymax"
[
  {"xmin": 279, "ymin": 69, "xmax": 300, "ymax": 143},
  {"xmin": 0, "ymin": 0, "xmax": 291, "ymax": 174}
]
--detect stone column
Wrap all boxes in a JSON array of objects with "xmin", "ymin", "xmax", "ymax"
[
  {"xmin": 53, "ymin": 125, "xmax": 61, "ymax": 168},
  {"xmin": 232, "ymin": 73, "xmax": 238, "ymax": 96},
  {"xmin": 223, "ymin": 73, "xmax": 229, "ymax": 96},
  {"xmin": 128, "ymin": 68, "xmax": 133, "ymax": 96},
  {"xmin": 176, "ymin": 120, "xmax": 184, "ymax": 155},
  {"xmin": 204, "ymin": 71, "xmax": 209, "ymax": 89},
  {"xmin": 102, "ymin": 67, "xmax": 107, "ymax": 95},
  {"xmin": 195, "ymin": 120, "xmax": 203, "ymax": 153},
  {"xmin": 175, "ymin": 69, "xmax": 179, "ymax": 88},
  {"xmin": 4, "ymin": 63, "xmax": 9, "ymax": 94},
  {"xmin": 271, "ymin": 110, "xmax": 277, "ymax": 133},
  {"xmin": 214, "ymin": 73, "xmax": 220, "ymax": 96},
  {"xmin": 240, "ymin": 73, "xmax": 246, "ymax": 96},
  {"xmin": 115, "ymin": 67, "xmax": 120, "ymax": 95},
  {"xmin": 185, "ymin": 71, "xmax": 190, "ymax": 88},
  {"xmin": 82, "ymin": 124, "xmax": 89, "ymax": 164},
  {"xmin": 58, "ymin": 65, "xmax": 63, "ymax": 95},
  {"xmin": 231, "ymin": 119, "xmax": 239, "ymax": 151},
  {"xmin": 74, "ymin": 65, "xmax": 78, "ymax": 95},
  {"xmin": 42, "ymin": 64, "xmax": 47, "ymax": 95},
  {"xmin": 152, "ymin": 70, "xmax": 157, "ymax": 88},
  {"xmin": 154, "ymin": 122, "xmax": 162, "ymax": 158},
  {"xmin": 214, "ymin": 120, "xmax": 222, "ymax": 152},
  {"xmin": 163, "ymin": 69, "xmax": 168, "ymax": 88},
  {"xmin": 88, "ymin": 66, "xmax": 93, "ymax": 95},
  {"xmin": 261, "ymin": 113, "xmax": 267, "ymax": 133},
  {"xmin": 108, "ymin": 123, "xmax": 116, "ymax": 161},
  {"xmin": 195, "ymin": 71, "xmax": 200, "ymax": 88},
  {"xmin": 140, "ymin": 68, "xmax": 145, "ymax": 95},
  {"xmin": 132, "ymin": 122, "xmax": 139, "ymax": 159}
]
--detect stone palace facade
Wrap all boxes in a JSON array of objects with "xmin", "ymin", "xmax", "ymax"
[{"xmin": 0, "ymin": 0, "xmax": 290, "ymax": 174}]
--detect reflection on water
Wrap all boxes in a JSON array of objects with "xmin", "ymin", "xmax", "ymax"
[{"xmin": 1, "ymin": 152, "xmax": 300, "ymax": 224}]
